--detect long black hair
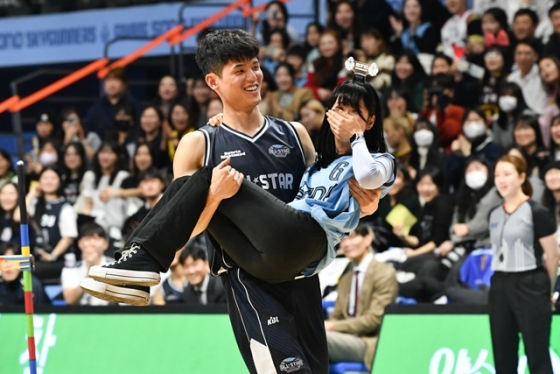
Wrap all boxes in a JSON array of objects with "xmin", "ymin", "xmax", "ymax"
[
  {"xmin": 61, "ymin": 141, "xmax": 87, "ymax": 187},
  {"xmin": 496, "ymin": 81, "xmax": 529, "ymax": 130},
  {"xmin": 33, "ymin": 167, "xmax": 65, "ymax": 226},
  {"xmin": 92, "ymin": 140, "xmax": 122, "ymax": 188},
  {"xmin": 315, "ymin": 79, "xmax": 386, "ymax": 170}
]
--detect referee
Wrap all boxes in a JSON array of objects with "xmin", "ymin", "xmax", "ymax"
[{"xmin": 489, "ymin": 155, "xmax": 559, "ymax": 374}]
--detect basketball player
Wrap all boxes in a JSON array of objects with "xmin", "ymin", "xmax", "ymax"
[{"xmin": 81, "ymin": 29, "xmax": 382, "ymax": 374}]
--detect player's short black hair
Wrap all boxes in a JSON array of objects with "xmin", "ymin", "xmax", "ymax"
[{"xmin": 195, "ymin": 29, "xmax": 260, "ymax": 77}]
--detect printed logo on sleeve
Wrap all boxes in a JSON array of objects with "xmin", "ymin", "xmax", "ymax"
[{"xmin": 279, "ymin": 357, "xmax": 304, "ymax": 373}]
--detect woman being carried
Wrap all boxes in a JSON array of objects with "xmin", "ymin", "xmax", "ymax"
[{"xmin": 82, "ymin": 61, "xmax": 396, "ymax": 305}]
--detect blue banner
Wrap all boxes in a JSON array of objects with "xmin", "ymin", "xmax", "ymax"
[{"xmin": 0, "ymin": 0, "xmax": 317, "ymax": 68}]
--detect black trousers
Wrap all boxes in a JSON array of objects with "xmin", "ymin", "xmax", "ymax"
[
  {"xmin": 123, "ymin": 166, "xmax": 327, "ymax": 283},
  {"xmin": 489, "ymin": 268, "xmax": 553, "ymax": 374}
]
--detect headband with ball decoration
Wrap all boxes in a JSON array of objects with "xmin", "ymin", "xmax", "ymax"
[{"xmin": 345, "ymin": 57, "xmax": 379, "ymax": 82}]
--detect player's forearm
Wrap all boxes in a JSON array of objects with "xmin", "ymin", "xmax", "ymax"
[{"xmin": 351, "ymin": 138, "xmax": 393, "ymax": 189}]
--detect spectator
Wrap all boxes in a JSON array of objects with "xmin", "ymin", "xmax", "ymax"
[
  {"xmin": 430, "ymin": 53, "xmax": 454, "ymax": 76},
  {"xmin": 544, "ymin": 3, "xmax": 560, "ymax": 60},
  {"xmin": 165, "ymin": 99, "xmax": 200, "ymax": 161},
  {"xmin": 252, "ymin": 0, "xmax": 301, "ymax": 46},
  {"xmin": 543, "ymin": 161, "xmax": 560, "ymax": 230},
  {"xmin": 366, "ymin": 163, "xmax": 417, "ymax": 251},
  {"xmin": 494, "ymin": 82, "xmax": 531, "ymax": 149},
  {"xmin": 384, "ymin": 116, "xmax": 412, "ymax": 165},
  {"xmin": 260, "ymin": 28, "xmax": 290, "ymax": 76},
  {"xmin": 506, "ymin": 146, "xmax": 546, "ymax": 203},
  {"xmin": 303, "ymin": 22, "xmax": 324, "ymax": 70},
  {"xmin": 513, "ymin": 114, "xmax": 550, "ymax": 179},
  {"xmin": 81, "ymin": 141, "xmax": 129, "ymax": 254},
  {"xmin": 83, "ymin": 68, "xmax": 142, "ymax": 139},
  {"xmin": 286, "ymin": 46, "xmax": 309, "ymax": 87},
  {"xmin": 328, "ymin": 1, "xmax": 361, "ymax": 56},
  {"xmin": 206, "ymin": 98, "xmax": 223, "ymax": 121},
  {"xmin": 397, "ymin": 167, "xmax": 454, "ymax": 287},
  {"xmin": 26, "ymin": 138, "xmax": 60, "ymax": 184},
  {"xmin": 137, "ymin": 105, "xmax": 168, "ymax": 170},
  {"xmin": 181, "ymin": 243, "xmax": 226, "ymax": 305},
  {"xmin": 60, "ymin": 108, "xmax": 99, "ymax": 161},
  {"xmin": 324, "ymin": 225, "xmax": 398, "ymax": 371},
  {"xmin": 111, "ymin": 103, "xmax": 140, "ymax": 171},
  {"xmin": 549, "ymin": 115, "xmax": 560, "ymax": 161},
  {"xmin": 61, "ymin": 222, "xmax": 113, "ymax": 305},
  {"xmin": 388, "ymin": 49, "xmax": 427, "ymax": 111},
  {"xmin": 306, "ymin": 30, "xmax": 346, "ymax": 103},
  {"xmin": 268, "ymin": 63, "xmax": 314, "ymax": 121},
  {"xmin": 350, "ymin": 0, "xmax": 396, "ymax": 44},
  {"xmin": 357, "ymin": 29, "xmax": 394, "ymax": 92},
  {"xmin": 507, "ymin": 39, "xmax": 547, "ymax": 114},
  {"xmin": 421, "ymin": 73, "xmax": 465, "ymax": 152},
  {"xmin": 153, "ymin": 75, "xmax": 179, "ymax": 118},
  {"xmin": 121, "ymin": 167, "xmax": 165, "ymax": 241},
  {"xmin": 27, "ymin": 167, "xmax": 77, "ymax": 284},
  {"xmin": 60, "ymin": 142, "xmax": 88, "ymax": 209},
  {"xmin": 441, "ymin": 0, "xmax": 482, "ymax": 60},
  {"xmin": 409, "ymin": 118, "xmax": 448, "ymax": 180},
  {"xmin": 488, "ymin": 155, "xmax": 558, "ymax": 374},
  {"xmin": 482, "ymin": 7, "xmax": 511, "ymax": 48},
  {"xmin": 30, "ymin": 112, "xmax": 60, "ymax": 154},
  {"xmin": 191, "ymin": 76, "xmax": 213, "ymax": 129},
  {"xmin": 258, "ymin": 68, "xmax": 278, "ymax": 116},
  {"xmin": 480, "ymin": 46, "xmax": 511, "ymax": 123},
  {"xmin": 152, "ymin": 249, "xmax": 186, "ymax": 305},
  {"xmin": 446, "ymin": 108, "xmax": 503, "ymax": 191},
  {"xmin": 0, "ymin": 242, "xmax": 46, "ymax": 305},
  {"xmin": 511, "ymin": 9, "xmax": 541, "ymax": 50},
  {"xmin": 299, "ymin": 99, "xmax": 325, "ymax": 146},
  {"xmin": 385, "ymin": 87, "xmax": 418, "ymax": 126},
  {"xmin": 438, "ymin": 157, "xmax": 501, "ymax": 270},
  {"xmin": 0, "ymin": 149, "xmax": 17, "ymax": 189},
  {"xmin": 538, "ymin": 56, "xmax": 560, "ymax": 147},
  {"xmin": 0, "ymin": 182, "xmax": 20, "ymax": 245},
  {"xmin": 389, "ymin": 0, "xmax": 440, "ymax": 55}
]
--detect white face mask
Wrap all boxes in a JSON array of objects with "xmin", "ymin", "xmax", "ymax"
[
  {"xmin": 39, "ymin": 152, "xmax": 58, "ymax": 166},
  {"xmin": 465, "ymin": 170, "xmax": 488, "ymax": 190},
  {"xmin": 414, "ymin": 129, "xmax": 434, "ymax": 147},
  {"xmin": 498, "ymin": 96, "xmax": 517, "ymax": 112},
  {"xmin": 463, "ymin": 121, "xmax": 486, "ymax": 139}
]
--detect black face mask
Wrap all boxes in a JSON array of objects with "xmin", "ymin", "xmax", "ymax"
[{"xmin": 115, "ymin": 120, "xmax": 132, "ymax": 132}]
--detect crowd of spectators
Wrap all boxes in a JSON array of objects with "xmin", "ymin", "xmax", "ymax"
[{"xmin": 1, "ymin": 0, "xmax": 560, "ymax": 361}]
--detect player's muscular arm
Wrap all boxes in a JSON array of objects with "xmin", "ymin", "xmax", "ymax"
[
  {"xmin": 291, "ymin": 122, "xmax": 316, "ymax": 166},
  {"xmin": 173, "ymin": 132, "xmax": 242, "ymax": 238}
]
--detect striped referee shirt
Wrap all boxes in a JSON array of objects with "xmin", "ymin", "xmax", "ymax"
[{"xmin": 489, "ymin": 199, "xmax": 556, "ymax": 272}]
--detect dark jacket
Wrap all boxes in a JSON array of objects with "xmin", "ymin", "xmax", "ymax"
[{"xmin": 183, "ymin": 275, "xmax": 226, "ymax": 305}]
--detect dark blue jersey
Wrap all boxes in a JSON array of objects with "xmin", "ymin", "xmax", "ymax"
[
  {"xmin": 199, "ymin": 116, "xmax": 307, "ymax": 203},
  {"xmin": 198, "ymin": 116, "xmax": 307, "ymax": 274}
]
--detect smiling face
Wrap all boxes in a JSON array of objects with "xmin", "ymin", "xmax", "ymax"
[
  {"xmin": 539, "ymin": 58, "xmax": 559, "ymax": 84},
  {"xmin": 182, "ymin": 256, "xmax": 210, "ymax": 287},
  {"xmin": 134, "ymin": 144, "xmax": 153, "ymax": 172},
  {"xmin": 140, "ymin": 107, "xmax": 161, "ymax": 134},
  {"xmin": 494, "ymin": 160, "xmax": 525, "ymax": 199},
  {"xmin": 403, "ymin": 0, "xmax": 421, "ymax": 23},
  {"xmin": 171, "ymin": 105, "xmax": 189, "ymax": 132},
  {"xmin": 0, "ymin": 183, "xmax": 18, "ymax": 212},
  {"xmin": 158, "ymin": 76, "xmax": 178, "ymax": 102},
  {"xmin": 39, "ymin": 169, "xmax": 61, "ymax": 195},
  {"xmin": 340, "ymin": 230, "xmax": 373, "ymax": 263},
  {"xmin": 514, "ymin": 122, "xmax": 536, "ymax": 148},
  {"xmin": 275, "ymin": 65, "xmax": 294, "ymax": 92},
  {"xmin": 319, "ymin": 33, "xmax": 339, "ymax": 59},
  {"xmin": 482, "ymin": 13, "xmax": 500, "ymax": 35},
  {"xmin": 207, "ymin": 57, "xmax": 263, "ymax": 112},
  {"xmin": 395, "ymin": 56, "xmax": 414, "ymax": 80},
  {"xmin": 417, "ymin": 174, "xmax": 439, "ymax": 203},
  {"xmin": 64, "ymin": 145, "xmax": 82, "ymax": 172},
  {"xmin": 78, "ymin": 234, "xmax": 108, "ymax": 264},
  {"xmin": 0, "ymin": 248, "xmax": 19, "ymax": 282},
  {"xmin": 335, "ymin": 2, "xmax": 354, "ymax": 29},
  {"xmin": 545, "ymin": 168, "xmax": 560, "ymax": 192}
]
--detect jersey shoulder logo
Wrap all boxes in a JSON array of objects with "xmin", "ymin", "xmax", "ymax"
[{"xmin": 269, "ymin": 144, "xmax": 291, "ymax": 158}]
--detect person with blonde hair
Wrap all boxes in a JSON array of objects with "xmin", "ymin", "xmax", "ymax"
[
  {"xmin": 384, "ymin": 116, "xmax": 412, "ymax": 165},
  {"xmin": 299, "ymin": 99, "xmax": 326, "ymax": 145}
]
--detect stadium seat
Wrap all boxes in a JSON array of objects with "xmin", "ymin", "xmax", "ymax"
[
  {"xmin": 329, "ymin": 362, "xmax": 369, "ymax": 374},
  {"xmin": 44, "ymin": 284, "xmax": 67, "ymax": 306},
  {"xmin": 396, "ymin": 296, "xmax": 417, "ymax": 304}
]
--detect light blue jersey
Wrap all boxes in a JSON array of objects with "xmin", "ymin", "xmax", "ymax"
[{"xmin": 288, "ymin": 153, "xmax": 394, "ymax": 276}]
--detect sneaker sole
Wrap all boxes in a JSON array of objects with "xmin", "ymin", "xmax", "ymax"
[
  {"xmin": 80, "ymin": 278, "xmax": 150, "ymax": 306},
  {"xmin": 88, "ymin": 266, "xmax": 160, "ymax": 287}
]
